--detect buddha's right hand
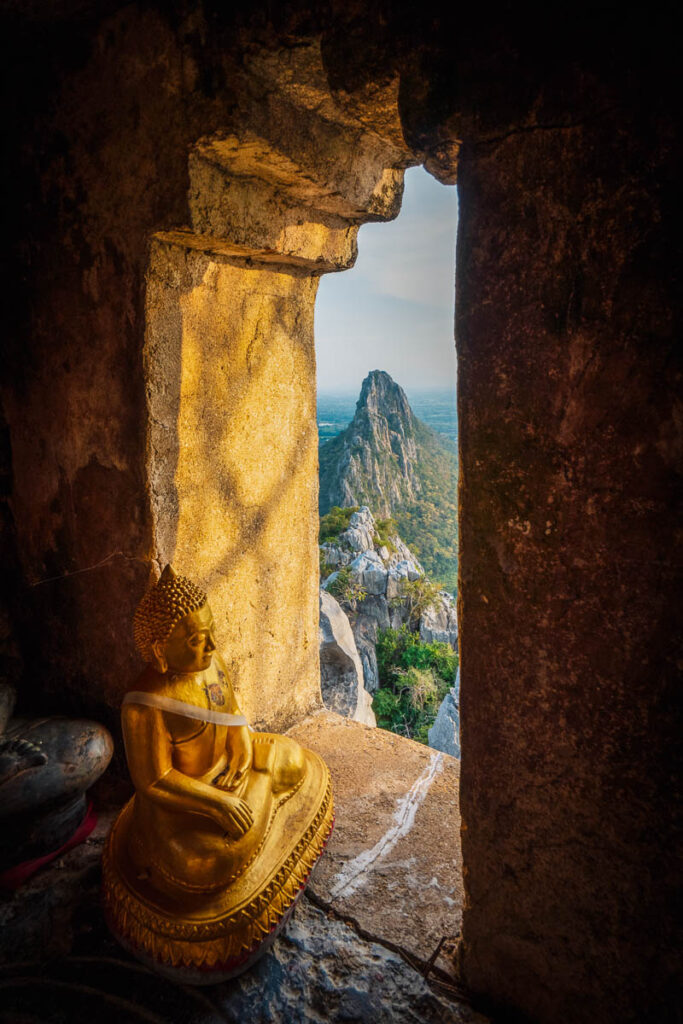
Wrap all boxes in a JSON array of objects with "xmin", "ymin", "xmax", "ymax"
[{"xmin": 216, "ymin": 793, "xmax": 254, "ymax": 839}]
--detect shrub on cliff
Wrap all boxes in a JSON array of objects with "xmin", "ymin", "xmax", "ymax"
[
  {"xmin": 373, "ymin": 516, "xmax": 398, "ymax": 552},
  {"xmin": 326, "ymin": 565, "xmax": 367, "ymax": 608},
  {"xmin": 376, "ymin": 625, "xmax": 457, "ymax": 686},
  {"xmin": 373, "ymin": 666, "xmax": 442, "ymax": 743},
  {"xmin": 373, "ymin": 627, "xmax": 458, "ymax": 743},
  {"xmin": 391, "ymin": 576, "xmax": 443, "ymax": 629},
  {"xmin": 319, "ymin": 506, "xmax": 359, "ymax": 544}
]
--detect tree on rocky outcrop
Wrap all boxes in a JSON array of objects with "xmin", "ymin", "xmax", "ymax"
[{"xmin": 392, "ymin": 576, "xmax": 443, "ymax": 630}]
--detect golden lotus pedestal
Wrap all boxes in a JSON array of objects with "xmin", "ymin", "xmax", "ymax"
[{"xmin": 103, "ymin": 749, "xmax": 334, "ymax": 984}]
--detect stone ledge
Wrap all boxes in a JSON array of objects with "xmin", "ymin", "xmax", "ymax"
[
  {"xmin": 287, "ymin": 711, "xmax": 464, "ymax": 979},
  {"xmin": 154, "ymin": 228, "xmax": 350, "ymax": 274}
]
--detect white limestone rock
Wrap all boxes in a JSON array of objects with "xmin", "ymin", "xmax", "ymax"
[
  {"xmin": 428, "ymin": 669, "xmax": 460, "ymax": 758},
  {"xmin": 344, "ymin": 506, "xmax": 377, "ymax": 550},
  {"xmin": 420, "ymin": 591, "xmax": 458, "ymax": 647},
  {"xmin": 319, "ymin": 590, "xmax": 376, "ymax": 727},
  {"xmin": 351, "ymin": 595, "xmax": 390, "ymax": 694},
  {"xmin": 349, "ymin": 550, "xmax": 387, "ymax": 595},
  {"xmin": 321, "ymin": 544, "xmax": 347, "ymax": 571}
]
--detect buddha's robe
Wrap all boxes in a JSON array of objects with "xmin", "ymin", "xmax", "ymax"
[{"xmin": 121, "ymin": 654, "xmax": 306, "ymax": 897}]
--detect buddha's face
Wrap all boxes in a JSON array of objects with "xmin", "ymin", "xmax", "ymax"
[{"xmin": 155, "ymin": 602, "xmax": 217, "ymax": 674}]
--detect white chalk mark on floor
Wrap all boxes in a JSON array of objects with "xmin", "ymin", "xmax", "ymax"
[{"xmin": 329, "ymin": 752, "xmax": 444, "ymax": 900}]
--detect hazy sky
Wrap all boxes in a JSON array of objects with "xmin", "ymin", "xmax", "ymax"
[{"xmin": 315, "ymin": 166, "xmax": 458, "ymax": 394}]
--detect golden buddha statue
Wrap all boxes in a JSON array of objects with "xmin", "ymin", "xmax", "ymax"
[{"xmin": 102, "ymin": 566, "xmax": 334, "ymax": 982}]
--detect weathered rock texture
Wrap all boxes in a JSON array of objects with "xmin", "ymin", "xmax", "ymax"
[
  {"xmin": 420, "ymin": 590, "xmax": 458, "ymax": 646},
  {"xmin": 0, "ymin": 800, "xmax": 483, "ymax": 1024},
  {"xmin": 319, "ymin": 590, "xmax": 376, "ymax": 726},
  {"xmin": 145, "ymin": 240, "xmax": 321, "ymax": 728},
  {"xmin": 445, "ymin": 25, "xmax": 682, "ymax": 1024},
  {"xmin": 2, "ymin": 18, "xmax": 413, "ymax": 730},
  {"xmin": 289, "ymin": 712, "xmax": 464, "ymax": 973},
  {"xmin": 428, "ymin": 670, "xmax": 460, "ymax": 758}
]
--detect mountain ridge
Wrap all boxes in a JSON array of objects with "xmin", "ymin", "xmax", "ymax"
[{"xmin": 318, "ymin": 371, "xmax": 458, "ymax": 591}]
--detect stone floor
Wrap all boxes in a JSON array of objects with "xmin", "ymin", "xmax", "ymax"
[
  {"xmin": 288, "ymin": 712, "xmax": 465, "ymax": 977},
  {"xmin": 0, "ymin": 712, "xmax": 485, "ymax": 1024}
]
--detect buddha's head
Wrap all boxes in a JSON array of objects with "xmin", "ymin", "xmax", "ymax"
[{"xmin": 134, "ymin": 565, "xmax": 216, "ymax": 674}]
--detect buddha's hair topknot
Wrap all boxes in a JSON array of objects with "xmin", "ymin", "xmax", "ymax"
[{"xmin": 134, "ymin": 565, "xmax": 207, "ymax": 661}]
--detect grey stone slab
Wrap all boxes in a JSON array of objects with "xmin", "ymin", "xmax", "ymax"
[{"xmin": 288, "ymin": 713, "xmax": 464, "ymax": 973}]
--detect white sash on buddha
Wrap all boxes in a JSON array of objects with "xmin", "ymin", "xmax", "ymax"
[{"xmin": 123, "ymin": 691, "xmax": 249, "ymax": 727}]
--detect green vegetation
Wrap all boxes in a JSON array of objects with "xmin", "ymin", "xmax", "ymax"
[
  {"xmin": 391, "ymin": 576, "xmax": 443, "ymax": 629},
  {"xmin": 373, "ymin": 516, "xmax": 398, "ymax": 552},
  {"xmin": 326, "ymin": 566, "xmax": 367, "ymax": 608},
  {"xmin": 319, "ymin": 505, "xmax": 360, "ymax": 544},
  {"xmin": 393, "ymin": 420, "xmax": 458, "ymax": 593},
  {"xmin": 372, "ymin": 626, "xmax": 458, "ymax": 744}
]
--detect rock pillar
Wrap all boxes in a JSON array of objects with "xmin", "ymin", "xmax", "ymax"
[{"xmin": 455, "ymin": 93, "xmax": 680, "ymax": 1023}]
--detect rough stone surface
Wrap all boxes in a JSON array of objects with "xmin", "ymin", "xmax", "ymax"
[
  {"xmin": 145, "ymin": 240, "xmax": 322, "ymax": 731},
  {"xmin": 451, "ymin": 46, "xmax": 681, "ymax": 1024},
  {"xmin": 321, "ymin": 507, "xmax": 423, "ymax": 583},
  {"xmin": 351, "ymin": 594, "xmax": 391, "ymax": 694},
  {"xmin": 0, "ymin": 774, "xmax": 482, "ymax": 1024},
  {"xmin": 0, "ymin": 810, "xmax": 116, "ymax": 965},
  {"xmin": 319, "ymin": 591, "xmax": 376, "ymax": 727},
  {"xmin": 0, "ymin": 894, "xmax": 484, "ymax": 1024},
  {"xmin": 288, "ymin": 712, "xmax": 464, "ymax": 975},
  {"xmin": 2, "ymin": 17, "xmax": 410, "ymax": 731},
  {"xmin": 428, "ymin": 678, "xmax": 460, "ymax": 759},
  {"xmin": 420, "ymin": 592, "xmax": 458, "ymax": 647}
]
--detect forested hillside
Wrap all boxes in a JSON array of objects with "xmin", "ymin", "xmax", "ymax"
[{"xmin": 319, "ymin": 371, "xmax": 458, "ymax": 591}]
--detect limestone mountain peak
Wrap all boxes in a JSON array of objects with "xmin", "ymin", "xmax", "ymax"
[
  {"xmin": 318, "ymin": 371, "xmax": 459, "ymax": 591},
  {"xmin": 356, "ymin": 370, "xmax": 413, "ymax": 423}
]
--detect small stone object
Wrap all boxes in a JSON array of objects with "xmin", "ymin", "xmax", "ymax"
[{"xmin": 0, "ymin": 683, "xmax": 113, "ymax": 878}]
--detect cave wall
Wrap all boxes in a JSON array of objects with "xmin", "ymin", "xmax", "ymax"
[
  {"xmin": 2, "ymin": 2, "xmax": 680, "ymax": 1022},
  {"xmin": 144, "ymin": 240, "xmax": 321, "ymax": 729},
  {"xmin": 454, "ymin": 103, "xmax": 680, "ymax": 1022},
  {"xmin": 3, "ymin": 5, "xmax": 244, "ymax": 715},
  {"xmin": 2, "ymin": 3, "xmax": 409, "ymax": 723},
  {"xmin": 404, "ymin": 21, "xmax": 681, "ymax": 1024}
]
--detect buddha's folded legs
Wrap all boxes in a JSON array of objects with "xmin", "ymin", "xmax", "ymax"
[{"xmin": 127, "ymin": 737, "xmax": 308, "ymax": 896}]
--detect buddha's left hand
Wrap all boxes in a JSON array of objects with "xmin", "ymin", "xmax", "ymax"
[{"xmin": 214, "ymin": 726, "xmax": 253, "ymax": 790}]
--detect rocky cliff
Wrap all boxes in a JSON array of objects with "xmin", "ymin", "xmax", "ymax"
[
  {"xmin": 319, "ymin": 590, "xmax": 376, "ymax": 728},
  {"xmin": 319, "ymin": 507, "xmax": 457, "ymax": 697},
  {"xmin": 318, "ymin": 371, "xmax": 458, "ymax": 591}
]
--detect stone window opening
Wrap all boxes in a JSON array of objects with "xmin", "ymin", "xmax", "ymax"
[{"xmin": 139, "ymin": 47, "xmax": 466, "ymax": 992}]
